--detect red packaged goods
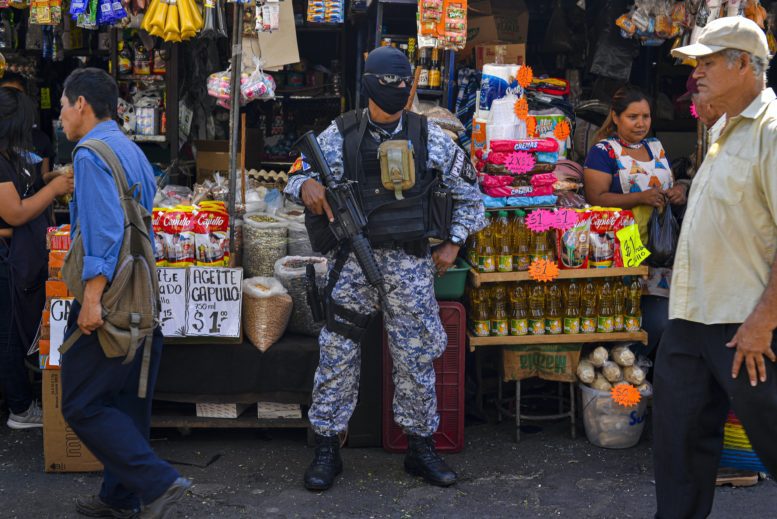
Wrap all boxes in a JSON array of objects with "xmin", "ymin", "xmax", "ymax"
[
  {"xmin": 557, "ymin": 209, "xmax": 591, "ymax": 270},
  {"xmin": 193, "ymin": 206, "xmax": 230, "ymax": 267},
  {"xmin": 161, "ymin": 207, "xmax": 195, "ymax": 268},
  {"xmin": 587, "ymin": 208, "xmax": 634, "ymax": 268},
  {"xmin": 47, "ymin": 225, "xmax": 71, "ymax": 251},
  {"xmin": 152, "ymin": 208, "xmax": 168, "ymax": 267},
  {"xmin": 490, "ymin": 138, "xmax": 559, "ymax": 154}
]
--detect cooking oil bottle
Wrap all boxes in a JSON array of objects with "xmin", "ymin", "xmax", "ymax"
[
  {"xmin": 530, "ymin": 230, "xmax": 550, "ymax": 263},
  {"xmin": 546, "ymin": 283, "xmax": 563, "ymax": 335},
  {"xmin": 581, "ymin": 278, "xmax": 598, "ymax": 334},
  {"xmin": 470, "ymin": 288, "xmax": 491, "ymax": 337},
  {"xmin": 614, "ymin": 281, "xmax": 627, "ymax": 332},
  {"xmin": 495, "ymin": 210, "xmax": 513, "ymax": 272},
  {"xmin": 490, "ymin": 286, "xmax": 509, "ymax": 336},
  {"xmin": 477, "ymin": 212, "xmax": 496, "ymax": 273},
  {"xmin": 597, "ymin": 277, "xmax": 615, "ymax": 333},
  {"xmin": 564, "ymin": 280, "xmax": 581, "ymax": 334},
  {"xmin": 625, "ymin": 279, "xmax": 642, "ymax": 332},
  {"xmin": 512, "ymin": 210, "xmax": 531, "ymax": 271},
  {"xmin": 466, "ymin": 230, "xmax": 479, "ymax": 267},
  {"xmin": 509, "ymin": 283, "xmax": 528, "ymax": 336},
  {"xmin": 528, "ymin": 283, "xmax": 546, "ymax": 335}
]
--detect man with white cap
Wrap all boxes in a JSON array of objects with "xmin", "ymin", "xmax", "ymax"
[{"xmin": 653, "ymin": 16, "xmax": 777, "ymax": 519}]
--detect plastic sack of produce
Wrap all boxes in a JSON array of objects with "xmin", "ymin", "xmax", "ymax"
[
  {"xmin": 580, "ymin": 382, "xmax": 650, "ymax": 449},
  {"xmin": 274, "ymin": 256, "xmax": 328, "ymax": 336},
  {"xmin": 242, "ymin": 277, "xmax": 293, "ymax": 352},
  {"xmin": 278, "ymin": 205, "xmax": 319, "ymax": 258},
  {"xmin": 243, "ymin": 212, "xmax": 288, "ymax": 277}
]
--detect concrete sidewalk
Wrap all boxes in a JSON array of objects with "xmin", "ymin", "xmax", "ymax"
[{"xmin": 1, "ymin": 418, "xmax": 776, "ymax": 518}]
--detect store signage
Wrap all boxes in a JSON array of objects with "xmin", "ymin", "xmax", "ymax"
[
  {"xmin": 158, "ymin": 268, "xmax": 187, "ymax": 337},
  {"xmin": 616, "ymin": 224, "xmax": 651, "ymax": 267},
  {"xmin": 185, "ymin": 267, "xmax": 243, "ymax": 338},
  {"xmin": 48, "ymin": 298, "xmax": 73, "ymax": 367}
]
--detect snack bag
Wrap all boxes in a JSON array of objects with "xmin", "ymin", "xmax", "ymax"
[
  {"xmin": 556, "ymin": 209, "xmax": 590, "ymax": 269},
  {"xmin": 613, "ymin": 209, "xmax": 635, "ymax": 268},
  {"xmin": 162, "ymin": 206, "xmax": 195, "ymax": 267},
  {"xmin": 152, "ymin": 208, "xmax": 168, "ymax": 267},
  {"xmin": 193, "ymin": 205, "xmax": 230, "ymax": 267},
  {"xmin": 588, "ymin": 208, "xmax": 617, "ymax": 268}
]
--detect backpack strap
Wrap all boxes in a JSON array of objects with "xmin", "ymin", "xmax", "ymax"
[
  {"xmin": 405, "ymin": 111, "xmax": 428, "ymax": 175},
  {"xmin": 336, "ymin": 109, "xmax": 366, "ymax": 182}
]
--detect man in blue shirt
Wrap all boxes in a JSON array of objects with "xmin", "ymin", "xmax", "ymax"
[{"xmin": 58, "ymin": 68, "xmax": 190, "ymax": 519}]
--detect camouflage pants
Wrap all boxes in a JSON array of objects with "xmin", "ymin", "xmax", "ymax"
[{"xmin": 308, "ymin": 248, "xmax": 447, "ymax": 437}]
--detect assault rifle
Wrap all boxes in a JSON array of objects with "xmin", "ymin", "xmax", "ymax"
[{"xmin": 294, "ymin": 131, "xmax": 393, "ymax": 317}]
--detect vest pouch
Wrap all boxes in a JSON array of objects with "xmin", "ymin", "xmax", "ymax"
[
  {"xmin": 304, "ymin": 209, "xmax": 338, "ymax": 254},
  {"xmin": 367, "ymin": 190, "xmax": 429, "ymax": 244},
  {"xmin": 379, "ymin": 140, "xmax": 415, "ymax": 200},
  {"xmin": 428, "ymin": 183, "xmax": 452, "ymax": 240}
]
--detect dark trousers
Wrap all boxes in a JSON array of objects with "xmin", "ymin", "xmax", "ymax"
[
  {"xmin": 61, "ymin": 301, "xmax": 178, "ymax": 509},
  {"xmin": 653, "ymin": 319, "xmax": 777, "ymax": 519},
  {"xmin": 640, "ymin": 295, "xmax": 669, "ymax": 358},
  {"xmin": 0, "ymin": 260, "xmax": 33, "ymax": 414}
]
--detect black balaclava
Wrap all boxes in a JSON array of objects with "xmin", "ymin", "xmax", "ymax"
[{"xmin": 362, "ymin": 47, "xmax": 412, "ymax": 115}]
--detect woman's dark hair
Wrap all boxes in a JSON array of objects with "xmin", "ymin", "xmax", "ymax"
[
  {"xmin": 0, "ymin": 86, "xmax": 34, "ymax": 181},
  {"xmin": 63, "ymin": 67, "xmax": 118, "ymax": 120},
  {"xmin": 594, "ymin": 85, "xmax": 652, "ymax": 142}
]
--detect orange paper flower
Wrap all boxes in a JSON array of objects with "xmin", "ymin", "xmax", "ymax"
[
  {"xmin": 528, "ymin": 259, "xmax": 559, "ymax": 282},
  {"xmin": 514, "ymin": 97, "xmax": 529, "ymax": 120},
  {"xmin": 554, "ymin": 120, "xmax": 571, "ymax": 141},
  {"xmin": 525, "ymin": 116, "xmax": 536, "ymax": 137},
  {"xmin": 611, "ymin": 384, "xmax": 642, "ymax": 407},
  {"xmin": 517, "ymin": 65, "xmax": 534, "ymax": 89}
]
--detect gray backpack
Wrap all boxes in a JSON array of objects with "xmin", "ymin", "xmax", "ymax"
[{"xmin": 60, "ymin": 139, "xmax": 160, "ymax": 398}]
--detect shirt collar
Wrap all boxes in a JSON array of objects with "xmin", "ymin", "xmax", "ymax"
[
  {"xmin": 78, "ymin": 119, "xmax": 120, "ymax": 146},
  {"xmin": 365, "ymin": 109, "xmax": 404, "ymax": 138},
  {"xmin": 736, "ymin": 88, "xmax": 776, "ymax": 120}
]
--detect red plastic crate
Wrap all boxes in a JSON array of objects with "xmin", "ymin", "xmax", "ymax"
[{"xmin": 382, "ymin": 301, "xmax": 466, "ymax": 453}]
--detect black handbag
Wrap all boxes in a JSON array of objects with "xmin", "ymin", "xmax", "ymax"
[{"xmin": 646, "ymin": 203, "xmax": 679, "ymax": 268}]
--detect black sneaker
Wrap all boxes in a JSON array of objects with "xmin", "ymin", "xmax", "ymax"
[
  {"xmin": 75, "ymin": 495, "xmax": 139, "ymax": 518},
  {"xmin": 139, "ymin": 478, "xmax": 192, "ymax": 519}
]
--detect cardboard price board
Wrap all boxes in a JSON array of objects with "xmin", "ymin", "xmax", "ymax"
[
  {"xmin": 158, "ymin": 268, "xmax": 187, "ymax": 337},
  {"xmin": 502, "ymin": 344, "xmax": 582, "ymax": 382},
  {"xmin": 48, "ymin": 298, "xmax": 74, "ymax": 368},
  {"xmin": 185, "ymin": 267, "xmax": 243, "ymax": 338}
]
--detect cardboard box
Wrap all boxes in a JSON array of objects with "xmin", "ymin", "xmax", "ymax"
[
  {"xmin": 461, "ymin": 0, "xmax": 529, "ymax": 64},
  {"xmin": 195, "ymin": 403, "xmax": 251, "ymax": 419},
  {"xmin": 257, "ymin": 402, "xmax": 303, "ymax": 420},
  {"xmin": 194, "ymin": 129, "xmax": 263, "ymax": 183},
  {"xmin": 42, "ymin": 370, "xmax": 102, "ymax": 473},
  {"xmin": 475, "ymin": 43, "xmax": 527, "ymax": 70}
]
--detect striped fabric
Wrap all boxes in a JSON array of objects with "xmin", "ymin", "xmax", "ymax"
[
  {"xmin": 720, "ymin": 411, "xmax": 767, "ymax": 472},
  {"xmin": 455, "ymin": 68, "xmax": 479, "ymax": 149}
]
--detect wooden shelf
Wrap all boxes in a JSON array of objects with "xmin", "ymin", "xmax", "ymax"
[
  {"xmin": 469, "ymin": 266, "xmax": 649, "ymax": 286},
  {"xmin": 468, "ymin": 330, "xmax": 649, "ymax": 350}
]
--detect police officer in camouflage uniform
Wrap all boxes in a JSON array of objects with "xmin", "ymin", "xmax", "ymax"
[{"xmin": 284, "ymin": 47, "xmax": 485, "ymax": 491}]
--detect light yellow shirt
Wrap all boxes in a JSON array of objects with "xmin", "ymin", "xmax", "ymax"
[{"xmin": 669, "ymin": 88, "xmax": 777, "ymax": 324}]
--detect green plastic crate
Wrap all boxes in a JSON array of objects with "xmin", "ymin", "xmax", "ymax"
[{"xmin": 434, "ymin": 258, "xmax": 470, "ymax": 300}]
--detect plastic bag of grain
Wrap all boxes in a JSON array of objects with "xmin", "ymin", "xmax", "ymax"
[
  {"xmin": 274, "ymin": 256, "xmax": 328, "ymax": 336},
  {"xmin": 243, "ymin": 212, "xmax": 288, "ymax": 277},
  {"xmin": 278, "ymin": 206, "xmax": 318, "ymax": 258},
  {"xmin": 242, "ymin": 277, "xmax": 293, "ymax": 352}
]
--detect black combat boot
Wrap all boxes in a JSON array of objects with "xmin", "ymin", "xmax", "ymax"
[
  {"xmin": 304, "ymin": 434, "xmax": 343, "ymax": 491},
  {"xmin": 404, "ymin": 434, "xmax": 458, "ymax": 487}
]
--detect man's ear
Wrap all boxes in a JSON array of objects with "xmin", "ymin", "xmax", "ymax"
[{"xmin": 739, "ymin": 52, "xmax": 751, "ymax": 73}]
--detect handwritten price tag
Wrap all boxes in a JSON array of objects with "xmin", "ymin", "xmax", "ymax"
[
  {"xmin": 526, "ymin": 209, "xmax": 555, "ymax": 232},
  {"xmin": 528, "ymin": 259, "xmax": 560, "ymax": 282},
  {"xmin": 616, "ymin": 224, "xmax": 651, "ymax": 267}
]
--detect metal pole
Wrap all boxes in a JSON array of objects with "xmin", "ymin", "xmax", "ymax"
[{"xmin": 227, "ymin": 2, "xmax": 244, "ymax": 256}]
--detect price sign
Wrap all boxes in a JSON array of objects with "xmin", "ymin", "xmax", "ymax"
[
  {"xmin": 158, "ymin": 268, "xmax": 187, "ymax": 337},
  {"xmin": 186, "ymin": 267, "xmax": 243, "ymax": 338},
  {"xmin": 553, "ymin": 208, "xmax": 578, "ymax": 231},
  {"xmin": 526, "ymin": 209, "xmax": 555, "ymax": 232},
  {"xmin": 616, "ymin": 224, "xmax": 651, "ymax": 267},
  {"xmin": 49, "ymin": 298, "xmax": 73, "ymax": 367},
  {"xmin": 528, "ymin": 259, "xmax": 560, "ymax": 282}
]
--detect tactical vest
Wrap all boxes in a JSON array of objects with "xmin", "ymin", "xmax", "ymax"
[{"xmin": 337, "ymin": 109, "xmax": 446, "ymax": 256}]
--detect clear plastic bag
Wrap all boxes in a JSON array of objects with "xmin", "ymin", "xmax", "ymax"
[{"xmin": 242, "ymin": 277, "xmax": 292, "ymax": 351}]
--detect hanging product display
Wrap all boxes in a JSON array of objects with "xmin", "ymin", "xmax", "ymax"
[
  {"xmin": 207, "ymin": 60, "xmax": 275, "ymax": 109},
  {"xmin": 141, "ymin": 0, "xmax": 203, "ymax": 42},
  {"xmin": 418, "ymin": 0, "xmax": 467, "ymax": 50},
  {"xmin": 306, "ymin": 0, "xmax": 344, "ymax": 24},
  {"xmin": 200, "ymin": 0, "xmax": 227, "ymax": 38},
  {"xmin": 255, "ymin": 0, "xmax": 280, "ymax": 31}
]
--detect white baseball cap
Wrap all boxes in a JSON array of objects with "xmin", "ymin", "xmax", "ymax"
[{"xmin": 671, "ymin": 16, "xmax": 770, "ymax": 61}]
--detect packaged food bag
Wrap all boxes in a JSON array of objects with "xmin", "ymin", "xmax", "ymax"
[{"xmin": 242, "ymin": 277, "xmax": 292, "ymax": 352}]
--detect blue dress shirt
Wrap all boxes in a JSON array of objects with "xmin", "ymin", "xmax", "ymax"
[{"xmin": 70, "ymin": 120, "xmax": 157, "ymax": 282}]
